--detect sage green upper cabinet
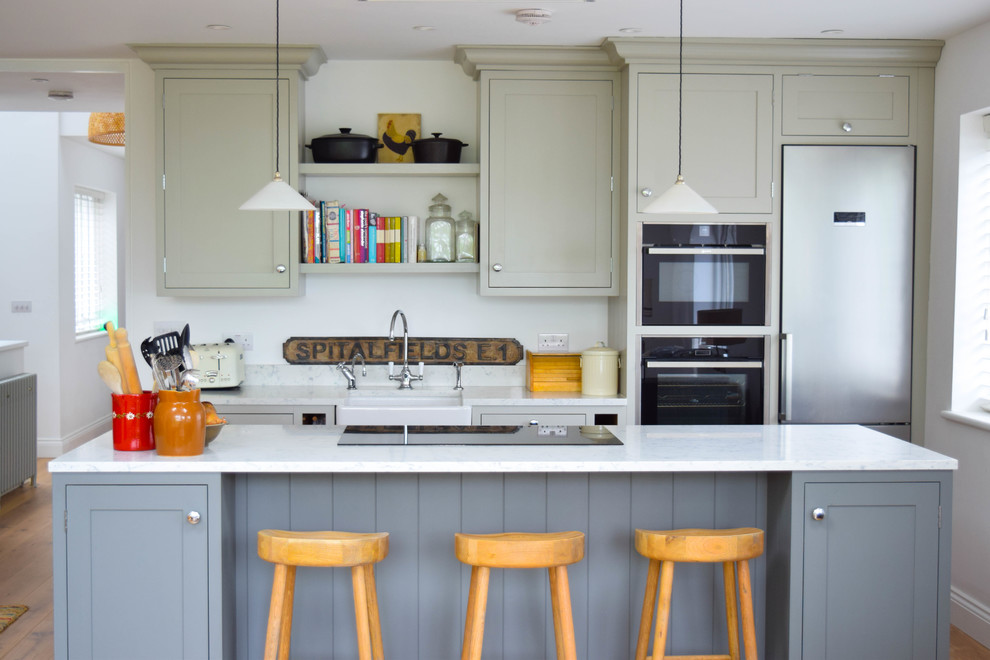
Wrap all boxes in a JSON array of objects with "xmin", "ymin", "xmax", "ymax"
[
  {"xmin": 482, "ymin": 74, "xmax": 619, "ymax": 295},
  {"xmin": 636, "ymin": 73, "xmax": 773, "ymax": 214},
  {"xmin": 134, "ymin": 45, "xmax": 326, "ymax": 296},
  {"xmin": 781, "ymin": 74, "xmax": 910, "ymax": 137}
]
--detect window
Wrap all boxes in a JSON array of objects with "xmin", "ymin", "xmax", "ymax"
[
  {"xmin": 74, "ymin": 186, "xmax": 117, "ymax": 335},
  {"xmin": 952, "ymin": 112, "xmax": 990, "ymax": 411}
]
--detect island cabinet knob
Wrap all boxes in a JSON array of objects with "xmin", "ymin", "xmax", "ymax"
[
  {"xmin": 492, "ymin": 263, "xmax": 503, "ymax": 272},
  {"xmin": 529, "ymin": 419, "xmax": 539, "ymax": 426},
  {"xmin": 841, "ymin": 121, "xmax": 853, "ymax": 133},
  {"xmin": 811, "ymin": 507, "xmax": 826, "ymax": 521},
  {"xmin": 276, "ymin": 264, "xmax": 287, "ymax": 273},
  {"xmin": 641, "ymin": 187, "xmax": 654, "ymax": 198},
  {"xmin": 187, "ymin": 511, "xmax": 202, "ymax": 525}
]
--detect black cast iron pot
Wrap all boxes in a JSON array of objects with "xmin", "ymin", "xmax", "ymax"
[
  {"xmin": 411, "ymin": 133, "xmax": 468, "ymax": 164},
  {"xmin": 306, "ymin": 128, "xmax": 382, "ymax": 164}
]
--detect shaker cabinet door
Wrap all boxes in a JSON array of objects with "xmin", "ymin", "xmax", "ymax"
[
  {"xmin": 64, "ymin": 484, "xmax": 210, "ymax": 659},
  {"xmin": 801, "ymin": 481, "xmax": 940, "ymax": 660},
  {"xmin": 484, "ymin": 76, "xmax": 618, "ymax": 294},
  {"xmin": 636, "ymin": 73, "xmax": 773, "ymax": 214},
  {"xmin": 161, "ymin": 77, "xmax": 298, "ymax": 294}
]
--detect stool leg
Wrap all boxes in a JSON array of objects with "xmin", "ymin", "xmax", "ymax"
[
  {"xmin": 363, "ymin": 564, "xmax": 385, "ymax": 660},
  {"xmin": 264, "ymin": 563, "xmax": 296, "ymax": 660},
  {"xmin": 722, "ymin": 561, "xmax": 740, "ymax": 660},
  {"xmin": 352, "ymin": 564, "xmax": 374, "ymax": 660},
  {"xmin": 635, "ymin": 559, "xmax": 661, "ymax": 660},
  {"xmin": 651, "ymin": 561, "xmax": 675, "ymax": 660},
  {"xmin": 461, "ymin": 565, "xmax": 490, "ymax": 660},
  {"xmin": 548, "ymin": 566, "xmax": 577, "ymax": 660},
  {"xmin": 737, "ymin": 560, "xmax": 758, "ymax": 660}
]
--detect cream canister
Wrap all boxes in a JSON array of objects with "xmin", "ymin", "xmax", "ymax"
[{"xmin": 580, "ymin": 342, "xmax": 620, "ymax": 397}]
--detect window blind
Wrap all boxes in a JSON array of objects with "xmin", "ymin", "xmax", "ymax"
[
  {"xmin": 977, "ymin": 115, "xmax": 990, "ymax": 401},
  {"xmin": 74, "ymin": 187, "xmax": 117, "ymax": 334}
]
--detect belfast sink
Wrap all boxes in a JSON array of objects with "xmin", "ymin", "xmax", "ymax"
[{"xmin": 335, "ymin": 391, "xmax": 471, "ymax": 426}]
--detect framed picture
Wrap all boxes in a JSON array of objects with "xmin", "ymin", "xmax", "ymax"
[{"xmin": 377, "ymin": 113, "xmax": 420, "ymax": 163}]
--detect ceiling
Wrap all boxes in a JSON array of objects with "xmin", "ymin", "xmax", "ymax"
[{"xmin": 2, "ymin": 0, "xmax": 989, "ymax": 110}]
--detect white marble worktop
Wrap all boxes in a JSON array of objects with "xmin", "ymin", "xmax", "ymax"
[
  {"xmin": 200, "ymin": 385, "xmax": 627, "ymax": 407},
  {"xmin": 49, "ymin": 424, "xmax": 957, "ymax": 474}
]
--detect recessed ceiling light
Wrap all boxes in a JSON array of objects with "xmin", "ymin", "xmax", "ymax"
[
  {"xmin": 413, "ymin": 25, "xmax": 435, "ymax": 31},
  {"xmin": 31, "ymin": 77, "xmax": 49, "ymax": 83},
  {"xmin": 618, "ymin": 27, "xmax": 643, "ymax": 34},
  {"xmin": 820, "ymin": 29, "xmax": 845, "ymax": 35},
  {"xmin": 206, "ymin": 24, "xmax": 231, "ymax": 30},
  {"xmin": 48, "ymin": 90, "xmax": 74, "ymax": 101}
]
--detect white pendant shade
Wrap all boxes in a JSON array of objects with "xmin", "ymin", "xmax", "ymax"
[
  {"xmin": 643, "ymin": 175, "xmax": 718, "ymax": 214},
  {"xmin": 240, "ymin": 173, "xmax": 315, "ymax": 211}
]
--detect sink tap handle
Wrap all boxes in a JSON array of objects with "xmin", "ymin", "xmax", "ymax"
[
  {"xmin": 418, "ymin": 361, "xmax": 425, "ymax": 378},
  {"xmin": 387, "ymin": 361, "xmax": 395, "ymax": 378},
  {"xmin": 453, "ymin": 361, "xmax": 464, "ymax": 390}
]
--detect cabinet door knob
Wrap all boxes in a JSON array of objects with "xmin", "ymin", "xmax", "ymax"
[
  {"xmin": 841, "ymin": 122, "xmax": 853, "ymax": 133},
  {"xmin": 187, "ymin": 511, "xmax": 202, "ymax": 525},
  {"xmin": 492, "ymin": 263, "xmax": 503, "ymax": 272},
  {"xmin": 276, "ymin": 264, "xmax": 287, "ymax": 273},
  {"xmin": 529, "ymin": 419, "xmax": 539, "ymax": 426},
  {"xmin": 811, "ymin": 507, "xmax": 825, "ymax": 521},
  {"xmin": 641, "ymin": 187, "xmax": 654, "ymax": 198}
]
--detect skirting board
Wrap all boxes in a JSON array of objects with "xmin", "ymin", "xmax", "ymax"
[
  {"xmin": 951, "ymin": 585, "xmax": 990, "ymax": 649},
  {"xmin": 38, "ymin": 416, "xmax": 110, "ymax": 458}
]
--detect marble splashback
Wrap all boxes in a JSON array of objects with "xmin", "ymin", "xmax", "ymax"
[{"xmin": 245, "ymin": 362, "xmax": 526, "ymax": 388}]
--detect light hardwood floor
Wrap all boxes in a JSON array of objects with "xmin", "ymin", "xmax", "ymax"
[{"xmin": 1, "ymin": 458, "xmax": 988, "ymax": 659}]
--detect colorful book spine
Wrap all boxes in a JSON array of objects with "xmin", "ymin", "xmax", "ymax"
[
  {"xmin": 377, "ymin": 216, "xmax": 386, "ymax": 263},
  {"xmin": 303, "ymin": 209, "xmax": 315, "ymax": 263},
  {"xmin": 339, "ymin": 205, "xmax": 347, "ymax": 264},
  {"xmin": 344, "ymin": 209, "xmax": 353, "ymax": 263},
  {"xmin": 368, "ymin": 213, "xmax": 377, "ymax": 263},
  {"xmin": 408, "ymin": 215, "xmax": 419, "ymax": 263},
  {"xmin": 324, "ymin": 200, "xmax": 341, "ymax": 264},
  {"xmin": 400, "ymin": 215, "xmax": 408, "ymax": 263}
]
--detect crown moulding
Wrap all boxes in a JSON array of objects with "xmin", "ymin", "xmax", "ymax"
[
  {"xmin": 455, "ymin": 37, "xmax": 944, "ymax": 78},
  {"xmin": 128, "ymin": 44, "xmax": 328, "ymax": 79}
]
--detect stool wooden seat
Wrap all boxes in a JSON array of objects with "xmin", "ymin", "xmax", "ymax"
[
  {"xmin": 455, "ymin": 531, "xmax": 585, "ymax": 660},
  {"xmin": 258, "ymin": 529, "xmax": 389, "ymax": 660},
  {"xmin": 634, "ymin": 528, "xmax": 764, "ymax": 660}
]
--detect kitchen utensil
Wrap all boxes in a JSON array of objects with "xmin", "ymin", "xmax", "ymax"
[
  {"xmin": 115, "ymin": 328, "xmax": 143, "ymax": 395},
  {"xmin": 411, "ymin": 133, "xmax": 468, "ymax": 164},
  {"xmin": 179, "ymin": 369, "xmax": 201, "ymax": 391},
  {"xmin": 306, "ymin": 128, "xmax": 382, "ymax": 163},
  {"xmin": 153, "ymin": 354, "xmax": 184, "ymax": 391},
  {"xmin": 104, "ymin": 321, "xmax": 128, "ymax": 393},
  {"xmin": 140, "ymin": 336, "xmax": 156, "ymax": 367},
  {"xmin": 97, "ymin": 360, "xmax": 124, "ymax": 395}
]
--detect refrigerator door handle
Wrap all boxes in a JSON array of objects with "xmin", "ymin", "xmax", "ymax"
[{"xmin": 780, "ymin": 333, "xmax": 793, "ymax": 422}]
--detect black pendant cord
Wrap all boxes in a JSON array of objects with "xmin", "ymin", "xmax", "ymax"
[
  {"xmin": 677, "ymin": 0, "xmax": 684, "ymax": 178},
  {"xmin": 274, "ymin": 0, "xmax": 281, "ymax": 177}
]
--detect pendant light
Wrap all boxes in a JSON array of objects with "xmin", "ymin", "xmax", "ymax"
[
  {"xmin": 240, "ymin": 0, "xmax": 315, "ymax": 212},
  {"xmin": 88, "ymin": 112, "xmax": 125, "ymax": 146},
  {"xmin": 643, "ymin": 0, "xmax": 717, "ymax": 214}
]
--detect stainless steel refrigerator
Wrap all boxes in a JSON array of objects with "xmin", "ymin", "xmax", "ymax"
[{"xmin": 780, "ymin": 145, "xmax": 915, "ymax": 441}]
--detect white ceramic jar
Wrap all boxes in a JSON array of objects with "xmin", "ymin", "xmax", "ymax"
[{"xmin": 580, "ymin": 342, "xmax": 620, "ymax": 396}]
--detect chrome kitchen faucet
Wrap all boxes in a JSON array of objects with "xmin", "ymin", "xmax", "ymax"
[
  {"xmin": 337, "ymin": 352, "xmax": 366, "ymax": 390},
  {"xmin": 388, "ymin": 309, "xmax": 424, "ymax": 389}
]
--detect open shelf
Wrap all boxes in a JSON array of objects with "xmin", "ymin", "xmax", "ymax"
[
  {"xmin": 299, "ymin": 163, "xmax": 480, "ymax": 177},
  {"xmin": 300, "ymin": 262, "xmax": 480, "ymax": 274}
]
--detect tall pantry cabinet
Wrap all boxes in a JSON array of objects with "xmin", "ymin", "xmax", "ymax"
[{"xmin": 132, "ymin": 45, "xmax": 326, "ymax": 296}]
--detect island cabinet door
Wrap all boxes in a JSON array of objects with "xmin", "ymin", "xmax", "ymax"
[
  {"xmin": 64, "ymin": 484, "xmax": 209, "ymax": 659},
  {"xmin": 801, "ymin": 481, "xmax": 940, "ymax": 660}
]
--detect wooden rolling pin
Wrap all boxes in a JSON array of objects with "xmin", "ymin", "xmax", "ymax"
[
  {"xmin": 104, "ymin": 321, "xmax": 129, "ymax": 393},
  {"xmin": 115, "ymin": 327, "xmax": 143, "ymax": 395}
]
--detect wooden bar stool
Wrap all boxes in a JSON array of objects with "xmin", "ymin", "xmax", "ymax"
[
  {"xmin": 455, "ymin": 531, "xmax": 585, "ymax": 660},
  {"xmin": 257, "ymin": 529, "xmax": 389, "ymax": 660},
  {"xmin": 634, "ymin": 527, "xmax": 764, "ymax": 660}
]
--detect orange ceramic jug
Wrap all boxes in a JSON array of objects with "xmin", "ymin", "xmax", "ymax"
[{"xmin": 153, "ymin": 388, "xmax": 206, "ymax": 456}]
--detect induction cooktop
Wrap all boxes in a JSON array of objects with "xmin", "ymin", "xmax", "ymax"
[{"xmin": 338, "ymin": 425, "xmax": 621, "ymax": 446}]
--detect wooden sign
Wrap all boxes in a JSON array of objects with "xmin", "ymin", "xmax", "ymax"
[{"xmin": 283, "ymin": 337, "xmax": 524, "ymax": 366}]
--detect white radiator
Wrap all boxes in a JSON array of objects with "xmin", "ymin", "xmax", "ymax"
[{"xmin": 1, "ymin": 373, "xmax": 37, "ymax": 500}]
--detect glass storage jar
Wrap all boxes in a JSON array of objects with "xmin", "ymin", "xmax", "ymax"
[
  {"xmin": 455, "ymin": 210, "xmax": 478, "ymax": 263},
  {"xmin": 425, "ymin": 193, "xmax": 455, "ymax": 263}
]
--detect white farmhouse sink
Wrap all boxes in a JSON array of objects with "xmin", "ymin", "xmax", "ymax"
[{"xmin": 336, "ymin": 391, "xmax": 471, "ymax": 426}]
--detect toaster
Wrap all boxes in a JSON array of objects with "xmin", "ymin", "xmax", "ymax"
[{"xmin": 190, "ymin": 342, "xmax": 245, "ymax": 389}]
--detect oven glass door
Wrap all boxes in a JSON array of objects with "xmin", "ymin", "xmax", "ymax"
[
  {"xmin": 641, "ymin": 247, "xmax": 766, "ymax": 325},
  {"xmin": 641, "ymin": 362, "xmax": 764, "ymax": 425}
]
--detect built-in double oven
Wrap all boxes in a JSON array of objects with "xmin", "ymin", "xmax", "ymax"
[{"xmin": 639, "ymin": 224, "xmax": 769, "ymax": 425}]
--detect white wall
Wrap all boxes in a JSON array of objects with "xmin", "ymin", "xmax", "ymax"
[
  {"xmin": 125, "ymin": 60, "xmax": 610, "ymax": 386},
  {"xmin": 925, "ymin": 17, "xmax": 990, "ymax": 647},
  {"xmin": 0, "ymin": 112, "xmax": 126, "ymax": 456}
]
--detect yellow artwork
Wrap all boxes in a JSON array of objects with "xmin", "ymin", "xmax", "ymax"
[{"xmin": 377, "ymin": 113, "xmax": 420, "ymax": 163}]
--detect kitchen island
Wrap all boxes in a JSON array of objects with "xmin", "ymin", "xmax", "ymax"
[{"xmin": 50, "ymin": 424, "xmax": 956, "ymax": 660}]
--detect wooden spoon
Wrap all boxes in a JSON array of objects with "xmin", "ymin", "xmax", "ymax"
[{"xmin": 97, "ymin": 360, "xmax": 124, "ymax": 395}]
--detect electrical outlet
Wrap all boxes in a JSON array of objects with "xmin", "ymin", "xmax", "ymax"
[
  {"xmin": 11, "ymin": 301, "xmax": 32, "ymax": 313},
  {"xmin": 223, "ymin": 332, "xmax": 254, "ymax": 351},
  {"xmin": 537, "ymin": 425, "xmax": 568, "ymax": 437},
  {"xmin": 537, "ymin": 333, "xmax": 569, "ymax": 352}
]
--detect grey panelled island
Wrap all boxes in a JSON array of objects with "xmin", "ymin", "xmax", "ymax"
[{"xmin": 49, "ymin": 424, "xmax": 956, "ymax": 660}]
